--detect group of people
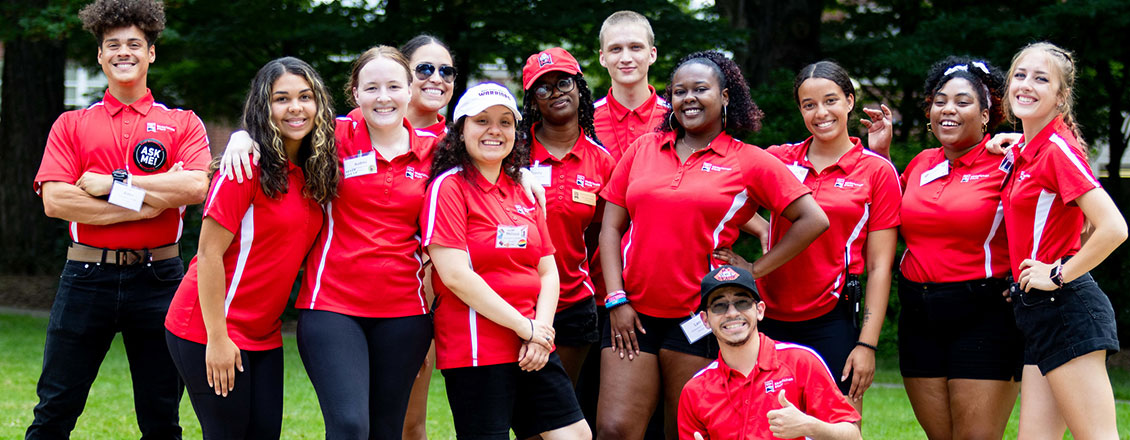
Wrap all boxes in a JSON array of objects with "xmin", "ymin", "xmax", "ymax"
[{"xmin": 27, "ymin": 0, "xmax": 1126, "ymax": 439}]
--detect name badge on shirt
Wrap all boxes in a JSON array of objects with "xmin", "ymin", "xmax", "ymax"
[
  {"xmin": 786, "ymin": 162, "xmax": 808, "ymax": 184},
  {"xmin": 572, "ymin": 189, "xmax": 597, "ymax": 206},
  {"xmin": 919, "ymin": 160, "xmax": 950, "ymax": 186},
  {"xmin": 109, "ymin": 181, "xmax": 146, "ymax": 212},
  {"xmin": 999, "ymin": 150, "xmax": 1014, "ymax": 173},
  {"xmin": 680, "ymin": 313, "xmax": 712, "ymax": 344},
  {"xmin": 495, "ymin": 225, "xmax": 529, "ymax": 249},
  {"xmin": 343, "ymin": 151, "xmax": 378, "ymax": 179},
  {"xmin": 531, "ymin": 164, "xmax": 552, "ymax": 187}
]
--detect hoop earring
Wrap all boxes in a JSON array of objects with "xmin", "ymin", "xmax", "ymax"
[
  {"xmin": 722, "ymin": 105, "xmax": 728, "ymax": 128},
  {"xmin": 926, "ymin": 122, "xmax": 933, "ymax": 133},
  {"xmin": 669, "ymin": 112, "xmax": 678, "ymax": 131},
  {"xmin": 982, "ymin": 122, "xmax": 988, "ymax": 133}
]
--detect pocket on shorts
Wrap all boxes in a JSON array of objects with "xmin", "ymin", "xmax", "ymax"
[
  {"xmin": 61, "ymin": 260, "xmax": 99, "ymax": 281},
  {"xmin": 1070, "ymin": 282, "xmax": 1115, "ymax": 324}
]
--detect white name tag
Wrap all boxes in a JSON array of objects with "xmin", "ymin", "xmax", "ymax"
[
  {"xmin": 531, "ymin": 164, "xmax": 552, "ymax": 187},
  {"xmin": 680, "ymin": 313, "xmax": 712, "ymax": 344},
  {"xmin": 495, "ymin": 225, "xmax": 529, "ymax": 249},
  {"xmin": 786, "ymin": 162, "xmax": 808, "ymax": 184},
  {"xmin": 109, "ymin": 181, "xmax": 145, "ymax": 212},
  {"xmin": 919, "ymin": 160, "xmax": 950, "ymax": 186},
  {"xmin": 343, "ymin": 151, "xmax": 378, "ymax": 179}
]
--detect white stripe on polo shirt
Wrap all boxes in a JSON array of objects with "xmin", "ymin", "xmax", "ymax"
[
  {"xmin": 1051, "ymin": 133, "xmax": 1099, "ymax": 188},
  {"xmin": 424, "ymin": 168, "xmax": 462, "ymax": 246},
  {"xmin": 308, "ymin": 201, "xmax": 335, "ymax": 308},
  {"xmin": 621, "ymin": 224, "xmax": 635, "ymax": 270},
  {"xmin": 594, "ymin": 97, "xmax": 607, "ymax": 108},
  {"xmin": 836, "ymin": 203, "xmax": 870, "ymax": 295},
  {"xmin": 776, "ymin": 342, "xmax": 836, "ymax": 381},
  {"xmin": 224, "ymin": 206, "xmax": 255, "ymax": 316},
  {"xmin": 70, "ymin": 222, "xmax": 79, "ymax": 243},
  {"xmin": 1031, "ymin": 190, "xmax": 1057, "ymax": 260},
  {"xmin": 983, "ymin": 201, "xmax": 1005, "ymax": 278},
  {"xmin": 412, "ymin": 234, "xmax": 427, "ymax": 313},
  {"xmin": 469, "ymin": 308, "xmax": 479, "ymax": 366},
  {"xmin": 711, "ymin": 190, "xmax": 750, "ymax": 269}
]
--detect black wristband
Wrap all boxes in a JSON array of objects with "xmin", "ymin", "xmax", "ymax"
[{"xmin": 855, "ymin": 341, "xmax": 878, "ymax": 351}]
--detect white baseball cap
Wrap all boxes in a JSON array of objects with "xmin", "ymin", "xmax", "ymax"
[{"xmin": 452, "ymin": 82, "xmax": 523, "ymax": 121}]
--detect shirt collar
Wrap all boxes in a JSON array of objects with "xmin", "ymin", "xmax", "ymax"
[
  {"xmin": 658, "ymin": 130, "xmax": 737, "ymax": 156},
  {"xmin": 793, "ymin": 136, "xmax": 865, "ymax": 173},
  {"xmin": 1018, "ymin": 115, "xmax": 1067, "ymax": 162},
  {"xmin": 465, "ymin": 165, "xmax": 511, "ymax": 196},
  {"xmin": 951, "ymin": 134, "xmax": 992, "ymax": 168},
  {"xmin": 607, "ymin": 85, "xmax": 660, "ymax": 122},
  {"xmin": 529, "ymin": 122, "xmax": 591, "ymax": 164},
  {"xmin": 345, "ymin": 108, "xmax": 428, "ymax": 161},
  {"xmin": 102, "ymin": 89, "xmax": 155, "ymax": 116},
  {"xmin": 716, "ymin": 332, "xmax": 779, "ymax": 380}
]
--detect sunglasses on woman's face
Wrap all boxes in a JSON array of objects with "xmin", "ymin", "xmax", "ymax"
[
  {"xmin": 709, "ymin": 297, "xmax": 755, "ymax": 315},
  {"xmin": 533, "ymin": 76, "xmax": 575, "ymax": 100},
  {"xmin": 414, "ymin": 63, "xmax": 457, "ymax": 83}
]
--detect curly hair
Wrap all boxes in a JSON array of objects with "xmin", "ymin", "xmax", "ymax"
[
  {"xmin": 345, "ymin": 45, "xmax": 412, "ymax": 108},
  {"xmin": 518, "ymin": 72, "xmax": 601, "ymax": 146},
  {"xmin": 430, "ymin": 116, "xmax": 529, "ymax": 186},
  {"xmin": 223, "ymin": 57, "xmax": 339, "ymax": 204},
  {"xmin": 922, "ymin": 56, "xmax": 1006, "ymax": 131},
  {"xmin": 79, "ymin": 0, "xmax": 165, "ymax": 44},
  {"xmin": 1003, "ymin": 42, "xmax": 1085, "ymax": 147},
  {"xmin": 660, "ymin": 51, "xmax": 763, "ymax": 134}
]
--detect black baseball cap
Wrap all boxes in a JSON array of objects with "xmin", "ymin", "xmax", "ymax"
[{"xmin": 699, "ymin": 265, "xmax": 761, "ymax": 311}]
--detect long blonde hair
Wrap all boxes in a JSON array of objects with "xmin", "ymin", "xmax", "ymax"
[{"xmin": 1003, "ymin": 42, "xmax": 1086, "ymax": 148}]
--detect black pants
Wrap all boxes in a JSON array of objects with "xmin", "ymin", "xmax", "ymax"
[
  {"xmin": 166, "ymin": 332, "xmax": 283, "ymax": 440},
  {"xmin": 27, "ymin": 259, "xmax": 185, "ymax": 440},
  {"xmin": 297, "ymin": 310, "xmax": 433, "ymax": 440}
]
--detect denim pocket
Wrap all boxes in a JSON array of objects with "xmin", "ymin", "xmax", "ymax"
[
  {"xmin": 148, "ymin": 258, "xmax": 186, "ymax": 283},
  {"xmin": 1070, "ymin": 280, "xmax": 1115, "ymax": 324},
  {"xmin": 61, "ymin": 260, "xmax": 99, "ymax": 280}
]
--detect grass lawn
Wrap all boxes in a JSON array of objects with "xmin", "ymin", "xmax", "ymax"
[{"xmin": 2, "ymin": 312, "xmax": 1128, "ymax": 438}]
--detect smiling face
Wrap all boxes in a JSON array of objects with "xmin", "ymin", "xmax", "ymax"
[
  {"xmin": 929, "ymin": 77, "xmax": 989, "ymax": 151},
  {"xmin": 97, "ymin": 25, "xmax": 155, "ymax": 88},
  {"xmin": 353, "ymin": 56, "xmax": 412, "ymax": 130},
  {"xmin": 599, "ymin": 23, "xmax": 656, "ymax": 87},
  {"xmin": 270, "ymin": 72, "xmax": 316, "ymax": 155},
  {"xmin": 670, "ymin": 63, "xmax": 728, "ymax": 136},
  {"xmin": 797, "ymin": 77, "xmax": 854, "ymax": 143},
  {"xmin": 532, "ymin": 71, "xmax": 580, "ymax": 126},
  {"xmin": 702, "ymin": 287, "xmax": 764, "ymax": 347},
  {"xmin": 1008, "ymin": 51, "xmax": 1063, "ymax": 131},
  {"xmin": 463, "ymin": 105, "xmax": 517, "ymax": 169},
  {"xmin": 408, "ymin": 43, "xmax": 455, "ymax": 115}
]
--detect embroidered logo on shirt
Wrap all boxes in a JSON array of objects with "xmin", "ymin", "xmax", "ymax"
[
  {"xmin": 961, "ymin": 174, "xmax": 991, "ymax": 182},
  {"xmin": 405, "ymin": 166, "xmax": 429, "ymax": 180},
  {"xmin": 1018, "ymin": 171, "xmax": 1032, "ymax": 181},
  {"xmin": 834, "ymin": 178, "xmax": 864, "ymax": 189},
  {"xmin": 700, "ymin": 162, "xmax": 733, "ymax": 172},
  {"xmin": 145, "ymin": 122, "xmax": 176, "ymax": 133},
  {"xmin": 514, "ymin": 204, "xmax": 537, "ymax": 215},
  {"xmin": 575, "ymin": 174, "xmax": 601, "ymax": 189},
  {"xmin": 763, "ymin": 377, "xmax": 794, "ymax": 394}
]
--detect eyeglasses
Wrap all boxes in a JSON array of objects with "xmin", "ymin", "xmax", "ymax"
[
  {"xmin": 414, "ymin": 63, "xmax": 457, "ymax": 84},
  {"xmin": 533, "ymin": 76, "xmax": 575, "ymax": 100},
  {"xmin": 709, "ymin": 298, "xmax": 755, "ymax": 315}
]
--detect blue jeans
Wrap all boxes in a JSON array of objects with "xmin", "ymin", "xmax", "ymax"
[{"xmin": 26, "ymin": 258, "xmax": 186, "ymax": 440}]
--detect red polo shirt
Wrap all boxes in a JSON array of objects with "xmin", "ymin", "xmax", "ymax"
[
  {"xmin": 900, "ymin": 136, "xmax": 1010, "ymax": 283},
  {"xmin": 417, "ymin": 114, "xmax": 447, "ymax": 138},
  {"xmin": 678, "ymin": 333, "xmax": 861, "ymax": 440},
  {"xmin": 600, "ymin": 131, "xmax": 809, "ymax": 318},
  {"xmin": 1002, "ymin": 116, "xmax": 1100, "ymax": 277},
  {"xmin": 593, "ymin": 85, "xmax": 669, "ymax": 161},
  {"xmin": 296, "ymin": 111, "xmax": 438, "ymax": 318},
  {"xmin": 758, "ymin": 137, "xmax": 901, "ymax": 321},
  {"xmin": 421, "ymin": 167, "xmax": 555, "ymax": 369},
  {"xmin": 35, "ymin": 89, "xmax": 211, "ymax": 249},
  {"xmin": 165, "ymin": 162, "xmax": 323, "ymax": 350},
  {"xmin": 530, "ymin": 126, "xmax": 616, "ymax": 311}
]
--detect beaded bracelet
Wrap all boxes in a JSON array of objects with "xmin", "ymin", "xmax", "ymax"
[{"xmin": 855, "ymin": 341, "xmax": 878, "ymax": 351}]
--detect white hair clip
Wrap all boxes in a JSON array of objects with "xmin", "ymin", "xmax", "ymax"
[
  {"xmin": 944, "ymin": 64, "xmax": 969, "ymax": 76},
  {"xmin": 972, "ymin": 61, "xmax": 990, "ymax": 74}
]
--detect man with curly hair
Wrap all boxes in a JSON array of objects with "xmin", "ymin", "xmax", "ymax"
[{"xmin": 29, "ymin": 0, "xmax": 210, "ymax": 438}]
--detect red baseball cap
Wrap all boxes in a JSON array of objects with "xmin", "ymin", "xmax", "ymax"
[{"xmin": 522, "ymin": 47, "xmax": 581, "ymax": 91}]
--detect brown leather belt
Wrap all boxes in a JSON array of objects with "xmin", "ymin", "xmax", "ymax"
[{"xmin": 66, "ymin": 243, "xmax": 180, "ymax": 265}]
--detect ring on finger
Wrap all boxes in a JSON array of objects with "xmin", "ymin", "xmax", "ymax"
[{"xmin": 614, "ymin": 334, "xmax": 622, "ymax": 338}]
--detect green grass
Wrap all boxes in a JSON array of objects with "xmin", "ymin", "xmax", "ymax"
[{"xmin": 2, "ymin": 312, "xmax": 1128, "ymax": 439}]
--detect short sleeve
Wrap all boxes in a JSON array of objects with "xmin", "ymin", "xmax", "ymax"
[
  {"xmin": 900, "ymin": 153, "xmax": 925, "ymax": 191},
  {"xmin": 1047, "ymin": 137, "xmax": 1100, "ymax": 204},
  {"xmin": 422, "ymin": 172, "xmax": 468, "ymax": 250},
  {"xmin": 201, "ymin": 170, "xmax": 257, "ymax": 234},
  {"xmin": 173, "ymin": 111, "xmax": 212, "ymax": 171},
  {"xmin": 868, "ymin": 158, "xmax": 902, "ymax": 231},
  {"xmin": 600, "ymin": 136, "xmax": 643, "ymax": 208},
  {"xmin": 677, "ymin": 383, "xmax": 710, "ymax": 440},
  {"xmin": 796, "ymin": 350, "xmax": 861, "ymax": 425},
  {"xmin": 34, "ymin": 113, "xmax": 81, "ymax": 193},
  {"xmin": 743, "ymin": 147, "xmax": 811, "ymax": 215}
]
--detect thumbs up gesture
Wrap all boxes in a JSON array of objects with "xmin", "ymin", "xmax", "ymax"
[
  {"xmin": 693, "ymin": 432, "xmax": 705, "ymax": 440},
  {"xmin": 766, "ymin": 390, "xmax": 815, "ymax": 438}
]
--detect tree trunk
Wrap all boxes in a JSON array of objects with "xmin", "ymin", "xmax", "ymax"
[
  {"xmin": 0, "ymin": 37, "xmax": 68, "ymax": 274},
  {"xmin": 715, "ymin": 0, "xmax": 823, "ymax": 87}
]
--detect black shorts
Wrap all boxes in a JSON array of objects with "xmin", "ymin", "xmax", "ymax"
[
  {"xmin": 760, "ymin": 298, "xmax": 856, "ymax": 394},
  {"xmin": 600, "ymin": 309, "xmax": 717, "ymax": 359},
  {"xmin": 441, "ymin": 353, "xmax": 584, "ymax": 439},
  {"xmin": 898, "ymin": 276, "xmax": 1023, "ymax": 381},
  {"xmin": 554, "ymin": 297, "xmax": 599, "ymax": 347},
  {"xmin": 1012, "ymin": 272, "xmax": 1119, "ymax": 374}
]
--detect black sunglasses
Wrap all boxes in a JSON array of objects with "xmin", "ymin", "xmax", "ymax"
[
  {"xmin": 533, "ymin": 76, "xmax": 575, "ymax": 100},
  {"xmin": 709, "ymin": 298, "xmax": 755, "ymax": 315},
  {"xmin": 414, "ymin": 63, "xmax": 457, "ymax": 83}
]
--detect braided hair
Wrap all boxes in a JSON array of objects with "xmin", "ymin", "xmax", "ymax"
[
  {"xmin": 922, "ymin": 56, "xmax": 1005, "ymax": 131},
  {"xmin": 518, "ymin": 73, "xmax": 602, "ymax": 145},
  {"xmin": 660, "ymin": 51, "xmax": 764, "ymax": 134}
]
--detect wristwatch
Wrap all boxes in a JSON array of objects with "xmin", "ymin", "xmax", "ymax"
[
  {"xmin": 112, "ymin": 169, "xmax": 128, "ymax": 184},
  {"xmin": 1049, "ymin": 262, "xmax": 1064, "ymax": 287}
]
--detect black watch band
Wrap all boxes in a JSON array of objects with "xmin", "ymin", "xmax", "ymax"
[{"xmin": 112, "ymin": 169, "xmax": 128, "ymax": 183}]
